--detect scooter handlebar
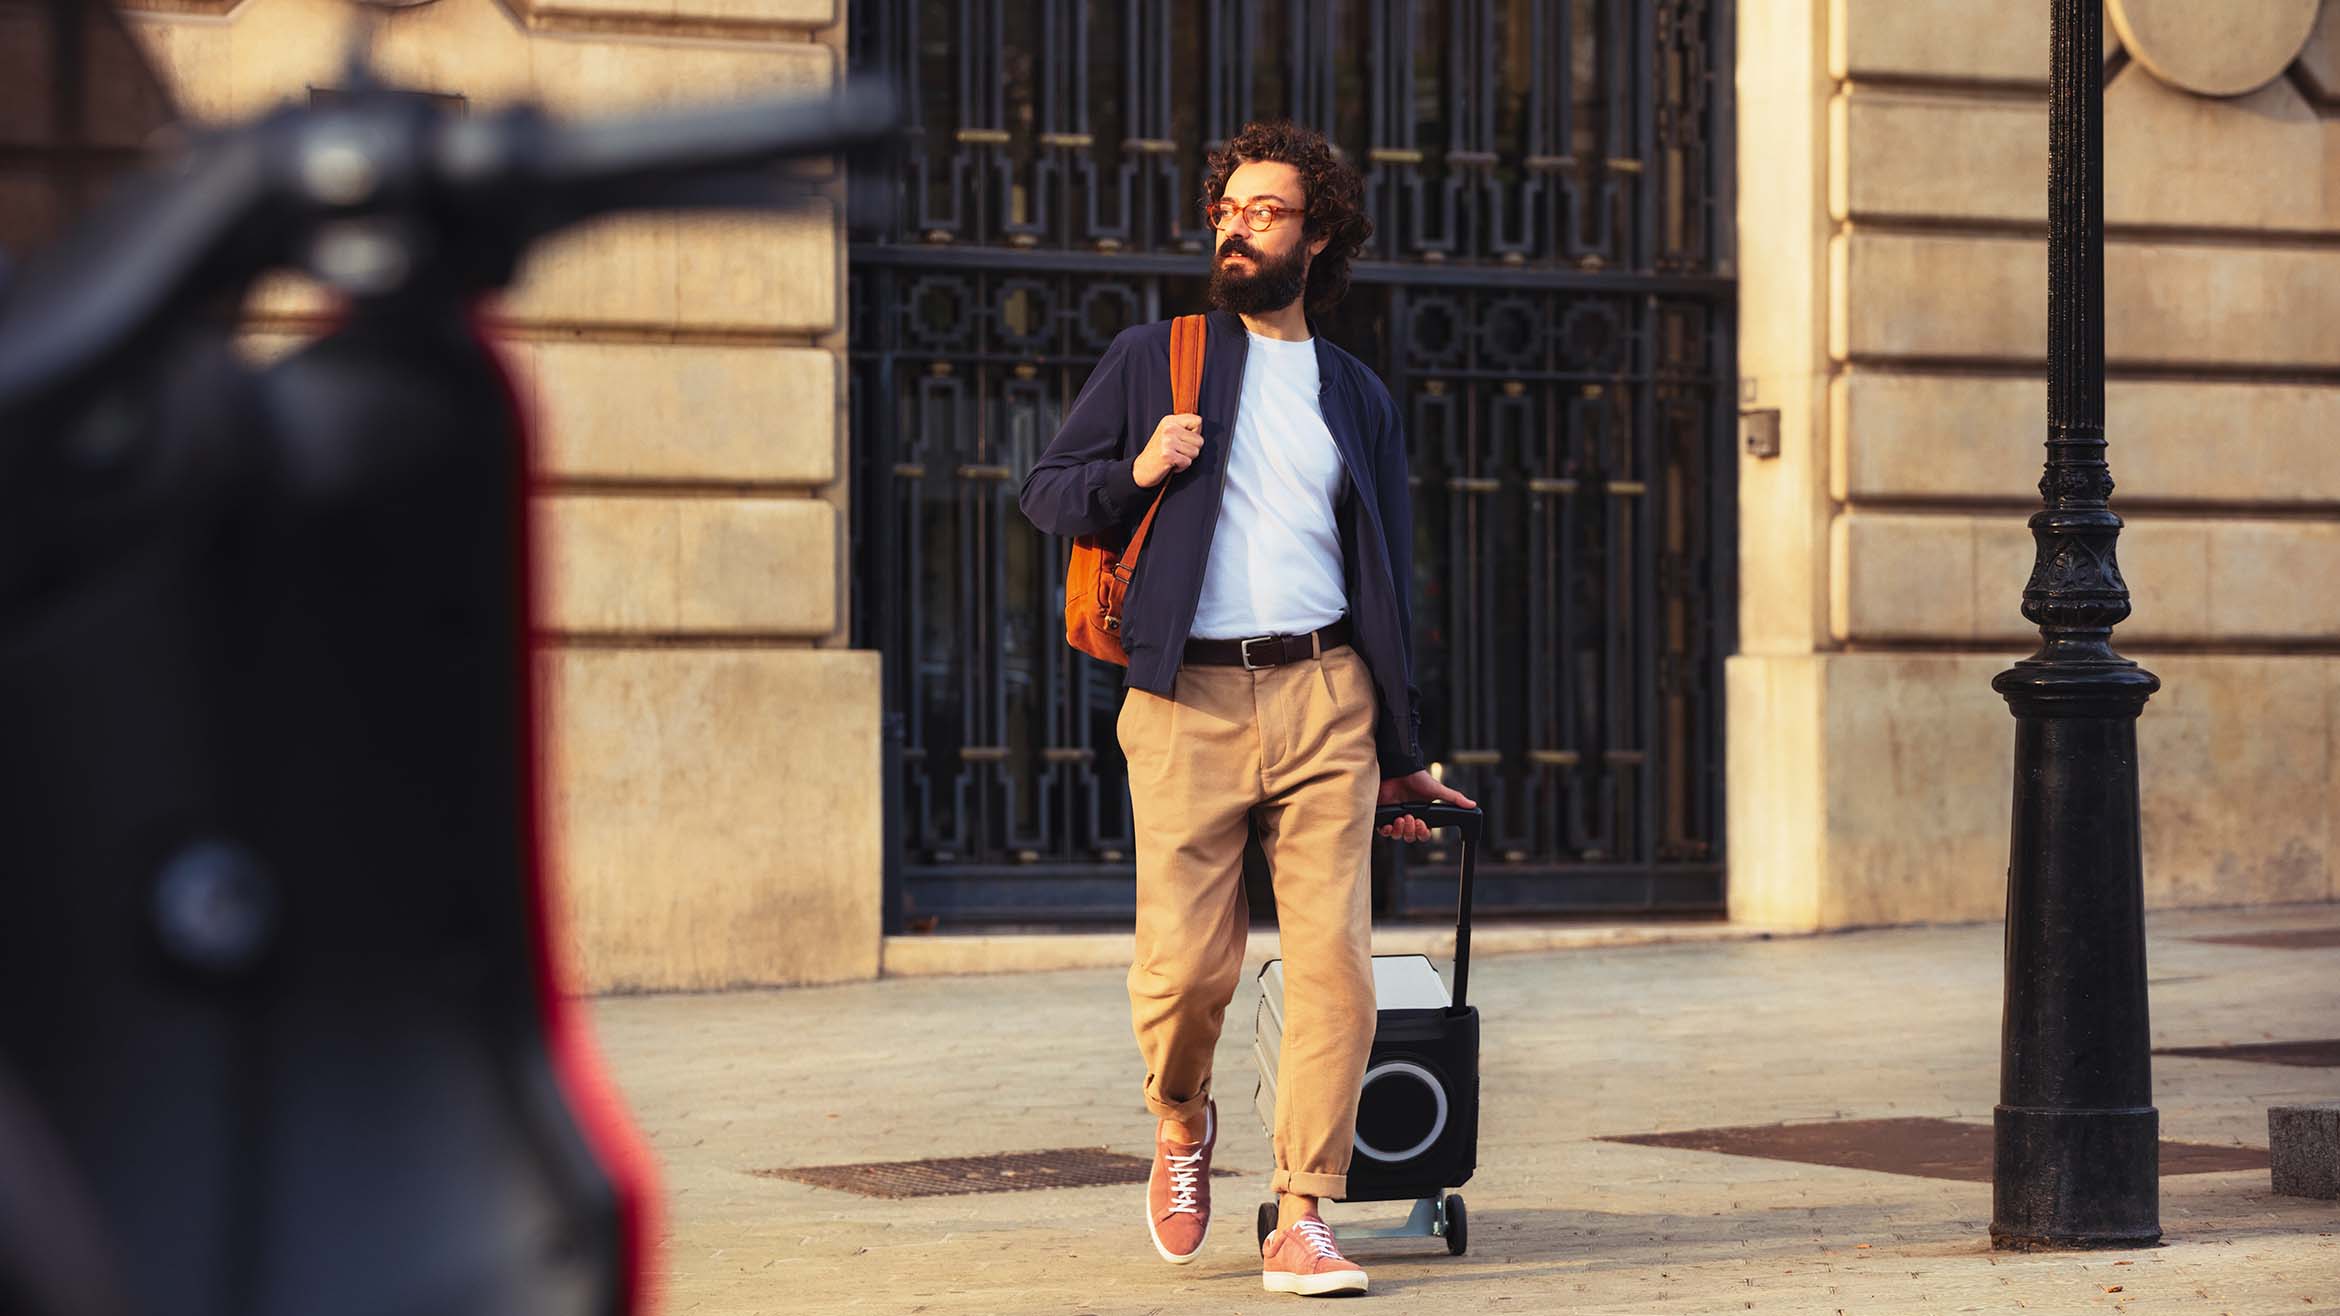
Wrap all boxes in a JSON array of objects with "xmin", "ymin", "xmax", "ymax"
[{"xmin": 0, "ymin": 79, "xmax": 900, "ymax": 414}]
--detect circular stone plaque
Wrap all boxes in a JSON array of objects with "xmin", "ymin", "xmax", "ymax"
[{"xmin": 2108, "ymin": 0, "xmax": 2320, "ymax": 97}]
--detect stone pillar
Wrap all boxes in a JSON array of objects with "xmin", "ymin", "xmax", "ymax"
[{"xmin": 1726, "ymin": 0, "xmax": 1835, "ymax": 931}]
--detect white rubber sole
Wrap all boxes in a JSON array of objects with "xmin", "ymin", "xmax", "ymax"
[
  {"xmin": 1262, "ymin": 1268, "xmax": 1370, "ymax": 1296},
  {"xmin": 1148, "ymin": 1223, "xmax": 1204, "ymax": 1266},
  {"xmin": 1145, "ymin": 1106, "xmax": 1214, "ymax": 1265}
]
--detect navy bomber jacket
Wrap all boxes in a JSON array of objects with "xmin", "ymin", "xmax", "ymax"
[{"xmin": 1018, "ymin": 308, "xmax": 1426, "ymax": 780}]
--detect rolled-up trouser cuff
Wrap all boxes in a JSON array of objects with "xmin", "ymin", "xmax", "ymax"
[
  {"xmin": 1143, "ymin": 1078, "xmax": 1212, "ymax": 1126},
  {"xmin": 1272, "ymin": 1169, "xmax": 1348, "ymax": 1199}
]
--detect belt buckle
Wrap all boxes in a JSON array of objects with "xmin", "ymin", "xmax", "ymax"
[{"xmin": 1239, "ymin": 635, "xmax": 1275, "ymax": 670}]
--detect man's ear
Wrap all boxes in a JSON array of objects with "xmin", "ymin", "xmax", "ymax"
[{"xmin": 1308, "ymin": 232, "xmax": 1330, "ymax": 258}]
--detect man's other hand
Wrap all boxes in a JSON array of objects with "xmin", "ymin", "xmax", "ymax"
[{"xmin": 1375, "ymin": 772, "xmax": 1478, "ymax": 843}]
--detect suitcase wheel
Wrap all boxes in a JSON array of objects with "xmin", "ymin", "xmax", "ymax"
[
  {"xmin": 1256, "ymin": 1201, "xmax": 1278, "ymax": 1248},
  {"xmin": 1443, "ymin": 1193, "xmax": 1468, "ymax": 1255}
]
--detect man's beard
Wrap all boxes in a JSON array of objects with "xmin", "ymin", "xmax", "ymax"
[{"xmin": 1207, "ymin": 238, "xmax": 1309, "ymax": 316}]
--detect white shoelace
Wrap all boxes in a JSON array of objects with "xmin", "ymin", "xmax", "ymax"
[
  {"xmin": 1163, "ymin": 1106, "xmax": 1212, "ymax": 1216},
  {"xmin": 1164, "ymin": 1149, "xmax": 1204, "ymax": 1215},
  {"xmin": 1293, "ymin": 1219, "xmax": 1346, "ymax": 1261}
]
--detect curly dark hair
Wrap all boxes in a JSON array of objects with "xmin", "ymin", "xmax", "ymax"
[{"xmin": 1199, "ymin": 120, "xmax": 1370, "ymax": 317}]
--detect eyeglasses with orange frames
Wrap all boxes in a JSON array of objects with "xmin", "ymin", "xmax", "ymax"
[{"xmin": 1202, "ymin": 199, "xmax": 1307, "ymax": 232}]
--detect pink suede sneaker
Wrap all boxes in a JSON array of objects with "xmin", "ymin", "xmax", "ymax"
[
  {"xmin": 1261, "ymin": 1214, "xmax": 1369, "ymax": 1297},
  {"xmin": 1146, "ymin": 1101, "xmax": 1215, "ymax": 1264}
]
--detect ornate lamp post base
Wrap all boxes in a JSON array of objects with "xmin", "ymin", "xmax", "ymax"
[
  {"xmin": 1991, "ymin": 660, "xmax": 2161, "ymax": 1249},
  {"xmin": 1991, "ymin": 660, "xmax": 2162, "ymax": 1250}
]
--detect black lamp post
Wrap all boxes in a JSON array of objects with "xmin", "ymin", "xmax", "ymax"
[{"xmin": 1988, "ymin": 0, "xmax": 2161, "ymax": 1250}]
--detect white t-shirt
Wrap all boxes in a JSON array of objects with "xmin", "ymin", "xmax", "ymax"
[{"xmin": 1189, "ymin": 331, "xmax": 1351, "ymax": 640}]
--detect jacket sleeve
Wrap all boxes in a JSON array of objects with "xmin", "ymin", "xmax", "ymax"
[
  {"xmin": 1373, "ymin": 390, "xmax": 1428, "ymax": 779},
  {"xmin": 1018, "ymin": 329, "xmax": 1151, "ymax": 538}
]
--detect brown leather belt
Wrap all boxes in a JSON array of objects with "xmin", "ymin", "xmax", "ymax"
[{"xmin": 1183, "ymin": 617, "xmax": 1352, "ymax": 670}]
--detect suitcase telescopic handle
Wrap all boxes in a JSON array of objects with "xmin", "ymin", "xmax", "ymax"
[{"xmin": 1373, "ymin": 801, "xmax": 1484, "ymax": 1015}]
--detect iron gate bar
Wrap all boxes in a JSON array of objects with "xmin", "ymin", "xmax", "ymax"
[
  {"xmin": 850, "ymin": 243, "xmax": 1737, "ymax": 299},
  {"xmin": 850, "ymin": 0, "xmax": 1736, "ymax": 931},
  {"xmin": 907, "ymin": 861, "xmax": 1726, "ymax": 925}
]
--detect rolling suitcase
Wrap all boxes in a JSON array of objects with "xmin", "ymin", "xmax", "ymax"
[{"xmin": 1251, "ymin": 801, "xmax": 1484, "ymax": 1255}]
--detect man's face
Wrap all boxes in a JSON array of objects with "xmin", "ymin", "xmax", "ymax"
[{"xmin": 1206, "ymin": 159, "xmax": 1328, "ymax": 316}]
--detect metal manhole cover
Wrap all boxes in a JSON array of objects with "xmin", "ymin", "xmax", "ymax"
[
  {"xmin": 2187, "ymin": 928, "xmax": 2340, "ymax": 950},
  {"xmin": 752, "ymin": 1148, "xmax": 1238, "ymax": 1199},
  {"xmin": 2156, "ymin": 1039, "xmax": 2340, "ymax": 1068},
  {"xmin": 1603, "ymin": 1116, "xmax": 2268, "ymax": 1181}
]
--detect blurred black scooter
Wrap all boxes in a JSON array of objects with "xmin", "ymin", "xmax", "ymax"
[{"xmin": 0, "ymin": 5, "xmax": 895, "ymax": 1313}]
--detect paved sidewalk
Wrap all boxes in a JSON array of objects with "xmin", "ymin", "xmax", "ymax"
[{"xmin": 591, "ymin": 906, "xmax": 2340, "ymax": 1315}]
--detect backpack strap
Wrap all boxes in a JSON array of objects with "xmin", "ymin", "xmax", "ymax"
[{"xmin": 1112, "ymin": 314, "xmax": 1206, "ymax": 580}]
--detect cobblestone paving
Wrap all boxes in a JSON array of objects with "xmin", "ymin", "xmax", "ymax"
[{"xmin": 591, "ymin": 906, "xmax": 2340, "ymax": 1315}]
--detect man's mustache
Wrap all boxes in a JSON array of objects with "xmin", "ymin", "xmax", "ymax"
[{"xmin": 1218, "ymin": 241, "xmax": 1260, "ymax": 262}]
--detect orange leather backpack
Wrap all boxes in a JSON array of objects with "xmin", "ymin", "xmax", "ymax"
[{"xmin": 1063, "ymin": 313, "xmax": 1207, "ymax": 664}]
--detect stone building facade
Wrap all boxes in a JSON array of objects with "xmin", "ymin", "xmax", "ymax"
[
  {"xmin": 1734, "ymin": 0, "xmax": 2340, "ymax": 928},
  {"xmin": 103, "ymin": 0, "xmax": 2340, "ymax": 991}
]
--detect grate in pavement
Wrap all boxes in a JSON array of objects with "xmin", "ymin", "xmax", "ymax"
[
  {"xmin": 1603, "ymin": 1116, "xmax": 2269, "ymax": 1181},
  {"xmin": 2156, "ymin": 1039, "xmax": 2340, "ymax": 1068},
  {"xmin": 753, "ymin": 1148, "xmax": 1237, "ymax": 1199},
  {"xmin": 2187, "ymin": 928, "xmax": 2340, "ymax": 950}
]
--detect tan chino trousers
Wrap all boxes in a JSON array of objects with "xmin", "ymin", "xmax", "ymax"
[{"xmin": 1118, "ymin": 642, "xmax": 1381, "ymax": 1199}]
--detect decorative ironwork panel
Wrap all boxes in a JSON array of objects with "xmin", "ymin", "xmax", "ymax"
[
  {"xmin": 850, "ymin": 0, "xmax": 1735, "ymax": 928},
  {"xmin": 1381, "ymin": 287, "xmax": 1727, "ymax": 916}
]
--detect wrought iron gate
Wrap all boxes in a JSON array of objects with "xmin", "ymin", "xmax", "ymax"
[{"xmin": 849, "ymin": 0, "xmax": 1736, "ymax": 929}]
